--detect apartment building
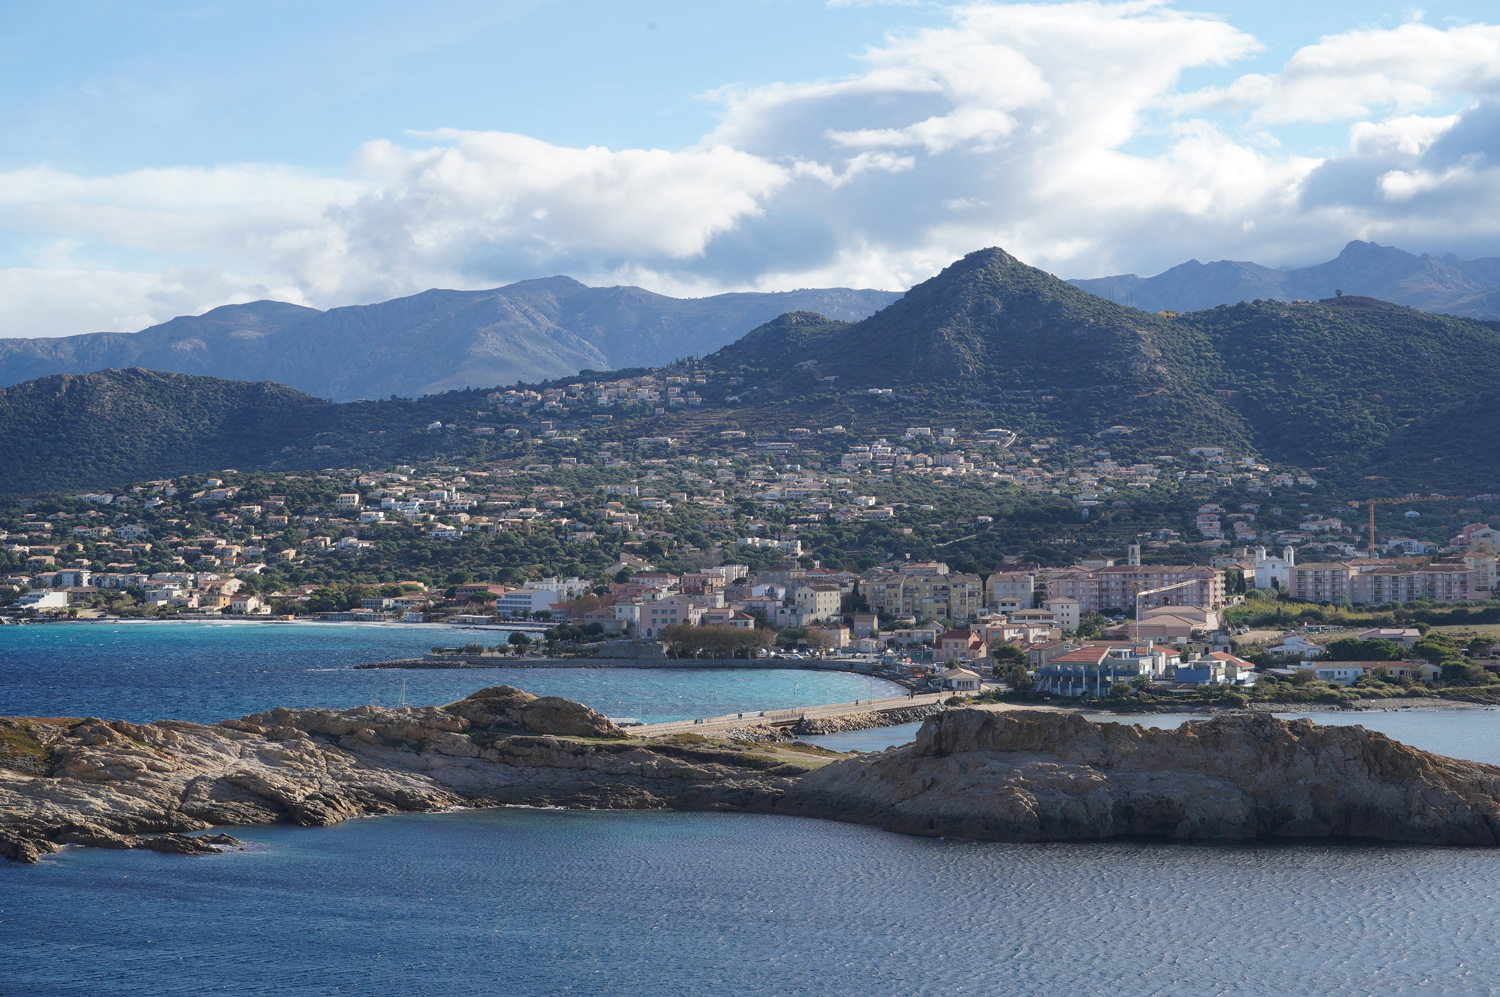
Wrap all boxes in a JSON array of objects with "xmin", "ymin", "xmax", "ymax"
[
  {"xmin": 984, "ymin": 570, "xmax": 1036, "ymax": 612},
  {"xmin": 1035, "ymin": 565, "xmax": 1226, "ymax": 614},
  {"xmin": 861, "ymin": 562, "xmax": 984, "ymax": 622},
  {"xmin": 1286, "ymin": 562, "xmax": 1358, "ymax": 603},
  {"xmin": 1348, "ymin": 555, "xmax": 1497, "ymax": 605}
]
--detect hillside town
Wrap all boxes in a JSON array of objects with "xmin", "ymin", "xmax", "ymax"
[{"xmin": 3, "ymin": 446, "xmax": 1498, "ymax": 701}]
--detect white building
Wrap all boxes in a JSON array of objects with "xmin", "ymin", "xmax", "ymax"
[
  {"xmin": 940, "ymin": 667, "xmax": 982, "ymax": 692},
  {"xmin": 1252, "ymin": 546, "xmax": 1295, "ymax": 590},
  {"xmin": 495, "ymin": 589, "xmax": 561, "ymax": 618},
  {"xmin": 525, "ymin": 576, "xmax": 592, "ymax": 601},
  {"xmin": 16, "ymin": 590, "xmax": 69, "ymax": 610},
  {"xmin": 1042, "ymin": 597, "xmax": 1081, "ymax": 631}
]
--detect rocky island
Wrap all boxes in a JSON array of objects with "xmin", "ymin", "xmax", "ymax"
[{"xmin": 4, "ymin": 686, "xmax": 1500, "ymax": 863}]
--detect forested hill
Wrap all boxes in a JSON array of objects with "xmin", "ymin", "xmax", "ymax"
[
  {"xmin": 0, "ymin": 369, "xmax": 500, "ymax": 492},
  {"xmin": 705, "ymin": 248, "xmax": 1500, "ymax": 489},
  {"xmin": 3, "ymin": 247, "xmax": 1498, "ymax": 495}
]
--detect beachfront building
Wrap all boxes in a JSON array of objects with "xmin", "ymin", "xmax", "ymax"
[
  {"xmin": 1032, "ymin": 643, "xmax": 1175, "ymax": 697},
  {"xmin": 1172, "ymin": 652, "xmax": 1258, "ymax": 687}
]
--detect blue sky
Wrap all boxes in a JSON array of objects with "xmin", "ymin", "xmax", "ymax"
[{"xmin": 3, "ymin": 0, "xmax": 1500, "ymax": 335}]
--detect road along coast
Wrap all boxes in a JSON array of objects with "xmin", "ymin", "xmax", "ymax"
[{"xmin": 6, "ymin": 686, "xmax": 1500, "ymax": 863}]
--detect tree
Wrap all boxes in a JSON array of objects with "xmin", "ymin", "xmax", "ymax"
[
  {"xmin": 804, "ymin": 629, "xmax": 835, "ymax": 652},
  {"xmin": 659, "ymin": 623, "xmax": 773, "ymax": 658},
  {"xmin": 1441, "ymin": 662, "xmax": 1495, "ymax": 686},
  {"xmin": 508, "ymin": 632, "xmax": 531, "ymax": 648},
  {"xmin": 1412, "ymin": 633, "xmax": 1463, "ymax": 666},
  {"xmin": 1323, "ymin": 637, "xmax": 1401, "ymax": 661},
  {"xmin": 1002, "ymin": 662, "xmax": 1031, "ymax": 690},
  {"xmin": 1074, "ymin": 612, "xmax": 1107, "ymax": 639},
  {"xmin": 991, "ymin": 643, "xmax": 1027, "ymax": 665}
]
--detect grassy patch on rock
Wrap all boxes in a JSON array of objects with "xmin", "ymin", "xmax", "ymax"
[{"xmin": 0, "ymin": 718, "xmax": 72, "ymax": 775}]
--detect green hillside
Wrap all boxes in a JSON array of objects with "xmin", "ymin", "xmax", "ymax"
[
  {"xmin": 0, "ymin": 369, "xmax": 496, "ymax": 492},
  {"xmin": 1, "ymin": 247, "xmax": 1496, "ymax": 495},
  {"xmin": 704, "ymin": 249, "xmax": 1500, "ymax": 489},
  {"xmin": 0, "ymin": 370, "xmax": 330, "ymax": 492}
]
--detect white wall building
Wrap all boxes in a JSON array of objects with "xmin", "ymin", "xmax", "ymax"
[
  {"xmin": 1252, "ymin": 546, "xmax": 1295, "ymax": 590},
  {"xmin": 496, "ymin": 589, "xmax": 560, "ymax": 618},
  {"xmin": 16, "ymin": 590, "xmax": 69, "ymax": 610},
  {"xmin": 1042, "ymin": 597, "xmax": 1081, "ymax": 632}
]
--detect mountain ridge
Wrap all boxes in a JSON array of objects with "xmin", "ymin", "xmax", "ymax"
[
  {"xmin": 0, "ymin": 281, "xmax": 902, "ymax": 402},
  {"xmin": 1070, "ymin": 240, "xmax": 1500, "ymax": 318},
  {"xmin": 2, "ymin": 246, "xmax": 1498, "ymax": 493},
  {"xmin": 702, "ymin": 247, "xmax": 1500, "ymax": 489}
]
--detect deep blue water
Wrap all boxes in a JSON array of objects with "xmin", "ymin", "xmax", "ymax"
[
  {"xmin": 9, "ymin": 624, "xmax": 1500, "ymax": 995},
  {"xmin": 0, "ymin": 621, "xmax": 901, "ymax": 724},
  {"xmin": 7, "ymin": 809, "xmax": 1500, "ymax": 996}
]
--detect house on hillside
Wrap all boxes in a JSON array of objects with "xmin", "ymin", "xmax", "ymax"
[
  {"xmin": 1356, "ymin": 627, "xmax": 1422, "ymax": 647},
  {"xmin": 1267, "ymin": 635, "xmax": 1324, "ymax": 659},
  {"xmin": 933, "ymin": 628, "xmax": 989, "ymax": 664},
  {"xmin": 1173, "ymin": 651, "xmax": 1257, "ymax": 687}
]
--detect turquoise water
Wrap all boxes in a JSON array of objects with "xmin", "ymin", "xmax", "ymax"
[
  {"xmin": 8, "ymin": 808, "xmax": 1500, "ymax": 995},
  {"xmin": 0, "ymin": 621, "xmax": 901, "ymax": 723}
]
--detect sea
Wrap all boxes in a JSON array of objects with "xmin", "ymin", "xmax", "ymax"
[
  {"xmin": 0, "ymin": 620, "xmax": 901, "ymax": 724},
  {"xmin": 6, "ymin": 621, "xmax": 1500, "ymax": 995}
]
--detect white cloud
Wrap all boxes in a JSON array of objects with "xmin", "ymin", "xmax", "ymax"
[
  {"xmin": 6, "ymin": 1, "xmax": 1500, "ymax": 339},
  {"xmin": 332, "ymin": 131, "xmax": 790, "ymax": 298},
  {"xmin": 1177, "ymin": 21, "xmax": 1500, "ymax": 123},
  {"xmin": 1350, "ymin": 114, "xmax": 1461, "ymax": 157}
]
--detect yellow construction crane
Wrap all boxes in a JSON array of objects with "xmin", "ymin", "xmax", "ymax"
[{"xmin": 1361, "ymin": 495, "xmax": 1461, "ymax": 558}]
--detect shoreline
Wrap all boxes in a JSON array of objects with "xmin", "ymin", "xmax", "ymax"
[
  {"xmin": 1059, "ymin": 696, "xmax": 1498, "ymax": 716},
  {"xmin": 8, "ymin": 689, "xmax": 1500, "ymax": 863},
  {"xmin": 5, "ymin": 616, "xmax": 547, "ymax": 631}
]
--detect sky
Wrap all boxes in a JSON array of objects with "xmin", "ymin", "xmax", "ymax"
[{"xmin": 4, "ymin": 0, "xmax": 1500, "ymax": 336}]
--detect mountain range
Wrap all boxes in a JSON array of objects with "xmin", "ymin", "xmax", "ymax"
[
  {"xmin": 3, "ymin": 247, "xmax": 1499, "ymax": 494},
  {"xmin": 0, "ymin": 280, "xmax": 900, "ymax": 402},
  {"xmin": 1070, "ymin": 241, "xmax": 1500, "ymax": 319},
  {"xmin": 704, "ymin": 248, "xmax": 1500, "ymax": 490}
]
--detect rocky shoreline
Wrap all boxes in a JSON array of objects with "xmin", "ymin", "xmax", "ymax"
[
  {"xmin": 721, "ymin": 703, "xmax": 946, "ymax": 742},
  {"xmin": 6, "ymin": 685, "xmax": 1500, "ymax": 863}
]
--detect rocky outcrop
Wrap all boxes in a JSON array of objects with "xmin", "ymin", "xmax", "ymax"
[
  {"xmin": 783, "ymin": 710, "xmax": 1500, "ymax": 845},
  {"xmin": 5, "ymin": 697, "xmax": 1500, "ymax": 863},
  {"xmin": 791, "ymin": 704, "xmax": 944, "ymax": 737},
  {"xmin": 439, "ymin": 685, "xmax": 626, "ymax": 738},
  {"xmin": 720, "ymin": 704, "xmax": 944, "ymax": 742},
  {"xmin": 0, "ymin": 689, "xmax": 813, "ymax": 863}
]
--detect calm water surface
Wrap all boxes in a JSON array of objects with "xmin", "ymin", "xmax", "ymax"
[
  {"xmin": 6, "ymin": 809, "xmax": 1500, "ymax": 996},
  {"xmin": 8, "ymin": 624, "xmax": 1500, "ymax": 995},
  {"xmin": 0, "ymin": 621, "xmax": 901, "ymax": 723}
]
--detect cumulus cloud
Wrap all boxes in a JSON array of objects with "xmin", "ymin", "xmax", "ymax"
[
  {"xmin": 6, "ymin": 1, "xmax": 1500, "ymax": 338},
  {"xmin": 1177, "ymin": 21, "xmax": 1500, "ymax": 123}
]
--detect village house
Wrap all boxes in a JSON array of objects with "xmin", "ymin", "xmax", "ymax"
[{"xmin": 932, "ymin": 628, "xmax": 989, "ymax": 664}]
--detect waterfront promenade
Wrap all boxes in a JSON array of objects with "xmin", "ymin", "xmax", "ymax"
[{"xmin": 629, "ymin": 690, "xmax": 955, "ymax": 736}]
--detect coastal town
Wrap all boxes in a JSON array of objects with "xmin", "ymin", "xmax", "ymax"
[{"xmin": 3, "ymin": 440, "xmax": 1497, "ymax": 700}]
